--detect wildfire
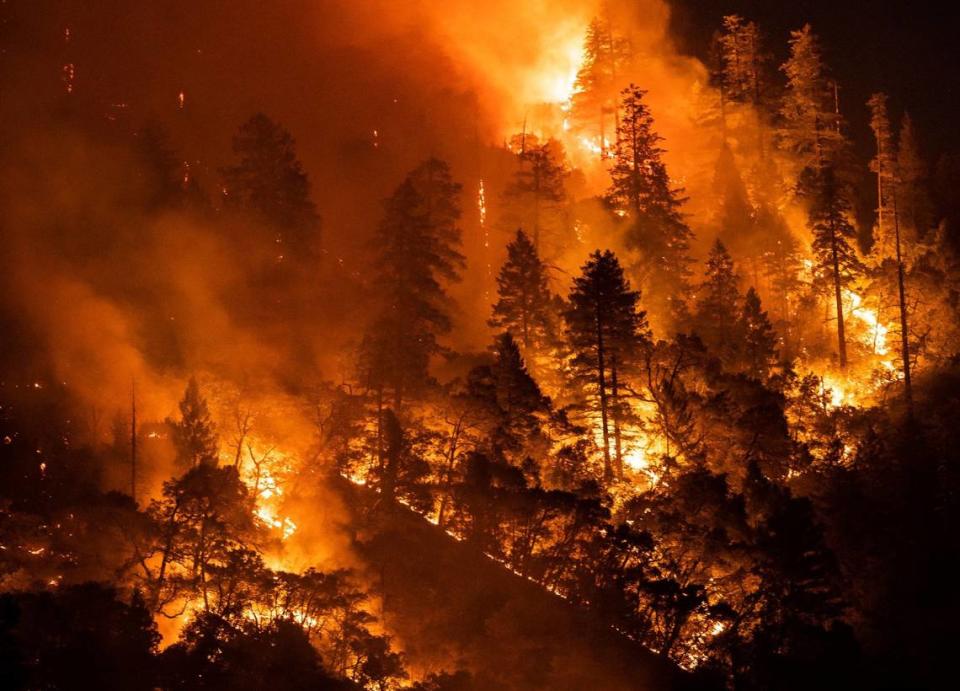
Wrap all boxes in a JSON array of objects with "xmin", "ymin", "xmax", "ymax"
[
  {"xmin": 477, "ymin": 178, "xmax": 487, "ymax": 229},
  {"xmin": 847, "ymin": 290, "xmax": 889, "ymax": 356},
  {"xmin": 225, "ymin": 439, "xmax": 300, "ymax": 542},
  {"xmin": 821, "ymin": 374, "xmax": 854, "ymax": 408},
  {"xmin": 537, "ymin": 33, "xmax": 586, "ymax": 105}
]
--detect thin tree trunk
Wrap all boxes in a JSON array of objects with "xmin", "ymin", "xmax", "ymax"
[
  {"xmin": 611, "ymin": 354, "xmax": 623, "ymax": 480},
  {"xmin": 595, "ymin": 307, "xmax": 612, "ymax": 481},
  {"xmin": 892, "ymin": 192, "xmax": 913, "ymax": 408},
  {"xmin": 376, "ymin": 385, "xmax": 385, "ymax": 474},
  {"xmin": 437, "ymin": 415, "xmax": 463, "ymax": 528},
  {"xmin": 830, "ymin": 224, "xmax": 848, "ymax": 369}
]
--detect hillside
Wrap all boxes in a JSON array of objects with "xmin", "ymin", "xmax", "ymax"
[{"xmin": 333, "ymin": 476, "xmax": 713, "ymax": 691}]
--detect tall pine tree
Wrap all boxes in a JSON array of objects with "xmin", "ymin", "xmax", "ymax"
[
  {"xmin": 779, "ymin": 25, "xmax": 844, "ymax": 174},
  {"xmin": 489, "ymin": 229, "xmax": 554, "ymax": 356},
  {"xmin": 868, "ymin": 93, "xmax": 913, "ymax": 404},
  {"xmin": 565, "ymin": 250, "xmax": 649, "ymax": 480},
  {"xmin": 571, "ymin": 15, "xmax": 632, "ymax": 157},
  {"xmin": 360, "ymin": 158, "xmax": 464, "ymax": 411},
  {"xmin": 804, "ymin": 166, "xmax": 862, "ymax": 369},
  {"xmin": 694, "ymin": 240, "xmax": 743, "ymax": 366},
  {"xmin": 607, "ymin": 85, "xmax": 694, "ymax": 331},
  {"xmin": 500, "ymin": 138, "xmax": 569, "ymax": 255},
  {"xmin": 222, "ymin": 113, "xmax": 319, "ymax": 261}
]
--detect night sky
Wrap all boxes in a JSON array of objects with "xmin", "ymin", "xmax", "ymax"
[{"xmin": 669, "ymin": 0, "xmax": 960, "ymax": 158}]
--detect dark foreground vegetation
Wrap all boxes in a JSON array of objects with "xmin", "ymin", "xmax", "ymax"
[{"xmin": 3, "ymin": 2, "xmax": 960, "ymax": 689}]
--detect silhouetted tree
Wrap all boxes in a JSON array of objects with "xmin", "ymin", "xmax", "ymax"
[
  {"xmin": 804, "ymin": 165, "xmax": 862, "ymax": 368},
  {"xmin": 169, "ymin": 377, "xmax": 219, "ymax": 469},
  {"xmin": 159, "ymin": 613, "xmax": 359, "ymax": 691},
  {"xmin": 0, "ymin": 584, "xmax": 160, "ymax": 690},
  {"xmin": 489, "ymin": 230, "xmax": 554, "ymax": 356},
  {"xmin": 779, "ymin": 25, "xmax": 844, "ymax": 173},
  {"xmin": 466, "ymin": 333, "xmax": 551, "ymax": 463},
  {"xmin": 501, "ymin": 138, "xmax": 569, "ymax": 253},
  {"xmin": 868, "ymin": 92, "xmax": 913, "ymax": 403},
  {"xmin": 571, "ymin": 15, "xmax": 632, "ymax": 157},
  {"xmin": 607, "ymin": 85, "xmax": 693, "ymax": 329},
  {"xmin": 360, "ymin": 158, "xmax": 464, "ymax": 411},
  {"xmin": 714, "ymin": 15, "xmax": 770, "ymax": 155},
  {"xmin": 222, "ymin": 113, "xmax": 319, "ymax": 260},
  {"xmin": 740, "ymin": 288, "xmax": 778, "ymax": 380},
  {"xmin": 694, "ymin": 240, "xmax": 743, "ymax": 365},
  {"xmin": 372, "ymin": 409, "xmax": 434, "ymax": 513},
  {"xmin": 565, "ymin": 250, "xmax": 648, "ymax": 480},
  {"xmin": 145, "ymin": 464, "xmax": 258, "ymax": 614}
]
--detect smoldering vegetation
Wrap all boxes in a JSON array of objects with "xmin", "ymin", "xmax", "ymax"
[{"xmin": 3, "ymin": 1, "xmax": 960, "ymax": 690}]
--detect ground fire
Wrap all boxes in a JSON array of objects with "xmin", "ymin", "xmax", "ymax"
[{"xmin": 1, "ymin": 1, "xmax": 959, "ymax": 689}]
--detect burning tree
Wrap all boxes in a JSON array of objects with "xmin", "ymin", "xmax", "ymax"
[
  {"xmin": 570, "ymin": 15, "xmax": 632, "ymax": 158},
  {"xmin": 564, "ymin": 250, "xmax": 649, "ymax": 481},
  {"xmin": 169, "ymin": 377, "xmax": 219, "ymax": 469},
  {"xmin": 489, "ymin": 229, "xmax": 556, "ymax": 358},
  {"xmin": 222, "ymin": 113, "xmax": 320, "ymax": 261},
  {"xmin": 804, "ymin": 165, "xmax": 863, "ymax": 369},
  {"xmin": 868, "ymin": 92, "xmax": 913, "ymax": 402},
  {"xmin": 359, "ymin": 158, "xmax": 464, "ymax": 413},
  {"xmin": 778, "ymin": 25, "xmax": 846, "ymax": 175},
  {"xmin": 500, "ymin": 136, "xmax": 570, "ymax": 255},
  {"xmin": 607, "ymin": 85, "xmax": 694, "ymax": 331}
]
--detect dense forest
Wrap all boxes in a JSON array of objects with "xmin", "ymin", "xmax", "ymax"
[{"xmin": 2, "ymin": 1, "xmax": 959, "ymax": 689}]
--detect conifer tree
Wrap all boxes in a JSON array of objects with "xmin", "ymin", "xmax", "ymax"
[
  {"xmin": 804, "ymin": 166, "xmax": 862, "ymax": 368},
  {"xmin": 489, "ymin": 230, "xmax": 554, "ymax": 355},
  {"xmin": 565, "ymin": 250, "xmax": 649, "ymax": 480},
  {"xmin": 222, "ymin": 113, "xmax": 319, "ymax": 260},
  {"xmin": 169, "ymin": 377, "xmax": 219, "ymax": 469},
  {"xmin": 897, "ymin": 114, "xmax": 934, "ymax": 243},
  {"xmin": 360, "ymin": 158, "xmax": 464, "ymax": 412},
  {"xmin": 779, "ymin": 25, "xmax": 844, "ymax": 173},
  {"xmin": 571, "ymin": 15, "xmax": 632, "ymax": 157},
  {"xmin": 740, "ymin": 287, "xmax": 778, "ymax": 380},
  {"xmin": 868, "ymin": 94, "xmax": 897, "ymax": 253},
  {"xmin": 717, "ymin": 15, "xmax": 766, "ymax": 106},
  {"xmin": 694, "ymin": 240, "xmax": 743, "ymax": 365},
  {"xmin": 869, "ymin": 93, "xmax": 913, "ymax": 403},
  {"xmin": 467, "ymin": 333, "xmax": 551, "ymax": 462},
  {"xmin": 607, "ymin": 85, "xmax": 694, "ymax": 330},
  {"xmin": 500, "ymin": 139, "xmax": 569, "ymax": 254},
  {"xmin": 715, "ymin": 15, "xmax": 769, "ymax": 155}
]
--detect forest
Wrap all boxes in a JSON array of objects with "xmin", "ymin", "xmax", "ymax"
[{"xmin": 1, "ymin": 1, "xmax": 959, "ymax": 689}]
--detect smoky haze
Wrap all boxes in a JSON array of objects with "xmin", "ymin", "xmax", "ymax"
[{"xmin": 1, "ymin": 0, "xmax": 717, "ymax": 412}]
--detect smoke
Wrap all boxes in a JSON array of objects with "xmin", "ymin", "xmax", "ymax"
[
  {"xmin": 0, "ymin": 0, "xmax": 739, "ymax": 486},
  {"xmin": 0, "ymin": 0, "xmax": 793, "ymax": 670}
]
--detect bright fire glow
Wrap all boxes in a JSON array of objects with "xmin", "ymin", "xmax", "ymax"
[{"xmin": 847, "ymin": 290, "xmax": 889, "ymax": 355}]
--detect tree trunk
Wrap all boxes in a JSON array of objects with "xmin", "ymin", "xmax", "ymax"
[
  {"xmin": 595, "ymin": 308, "xmax": 612, "ymax": 481},
  {"xmin": 437, "ymin": 415, "xmax": 463, "ymax": 528},
  {"xmin": 830, "ymin": 223, "xmax": 848, "ymax": 369},
  {"xmin": 892, "ymin": 193, "xmax": 913, "ymax": 408},
  {"xmin": 611, "ymin": 354, "xmax": 623, "ymax": 480}
]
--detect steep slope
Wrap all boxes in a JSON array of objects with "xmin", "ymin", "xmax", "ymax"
[{"xmin": 332, "ymin": 476, "xmax": 714, "ymax": 691}]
